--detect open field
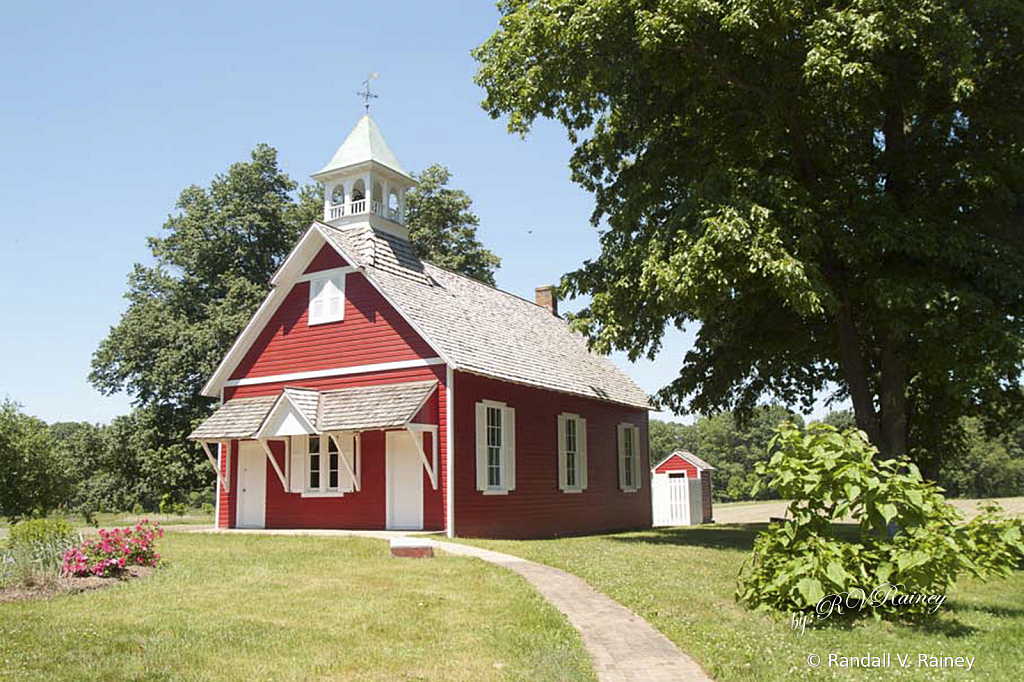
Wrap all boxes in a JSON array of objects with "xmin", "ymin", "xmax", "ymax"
[
  {"xmin": 0, "ymin": 532, "xmax": 594, "ymax": 681},
  {"xmin": 0, "ymin": 511, "xmax": 215, "ymax": 541},
  {"xmin": 713, "ymin": 496, "xmax": 1024, "ymax": 525},
  {"xmin": 454, "ymin": 525, "xmax": 1024, "ymax": 681}
]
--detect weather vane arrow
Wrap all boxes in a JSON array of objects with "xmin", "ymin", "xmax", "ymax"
[{"xmin": 358, "ymin": 72, "xmax": 379, "ymax": 112}]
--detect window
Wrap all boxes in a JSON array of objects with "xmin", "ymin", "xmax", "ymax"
[
  {"xmin": 475, "ymin": 400, "xmax": 515, "ymax": 494},
  {"xmin": 308, "ymin": 274, "xmax": 345, "ymax": 325},
  {"xmin": 486, "ymin": 406, "xmax": 503, "ymax": 488},
  {"xmin": 617, "ymin": 423, "xmax": 642, "ymax": 493},
  {"xmin": 304, "ymin": 434, "xmax": 356, "ymax": 494},
  {"xmin": 557, "ymin": 413, "xmax": 588, "ymax": 493},
  {"xmin": 308, "ymin": 435, "xmax": 321, "ymax": 490}
]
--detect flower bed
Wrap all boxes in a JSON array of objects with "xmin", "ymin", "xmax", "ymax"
[{"xmin": 62, "ymin": 521, "xmax": 163, "ymax": 578}]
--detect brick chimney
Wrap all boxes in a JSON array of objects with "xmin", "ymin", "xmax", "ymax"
[{"xmin": 535, "ymin": 285, "xmax": 558, "ymax": 316}]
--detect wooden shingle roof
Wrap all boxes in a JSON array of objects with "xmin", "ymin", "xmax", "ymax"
[
  {"xmin": 188, "ymin": 381, "xmax": 438, "ymax": 440},
  {"xmin": 320, "ymin": 223, "xmax": 652, "ymax": 409}
]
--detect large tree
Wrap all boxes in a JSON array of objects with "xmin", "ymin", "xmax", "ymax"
[
  {"xmin": 474, "ymin": 0, "xmax": 1024, "ymax": 474},
  {"xmin": 405, "ymin": 164, "xmax": 501, "ymax": 285}
]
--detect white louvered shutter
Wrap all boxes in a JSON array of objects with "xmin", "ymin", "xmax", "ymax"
[
  {"xmin": 289, "ymin": 436, "xmax": 306, "ymax": 493},
  {"xmin": 325, "ymin": 276, "xmax": 344, "ymax": 320},
  {"xmin": 557, "ymin": 414, "xmax": 567, "ymax": 491},
  {"xmin": 617, "ymin": 424, "xmax": 627, "ymax": 491},
  {"xmin": 338, "ymin": 433, "xmax": 356, "ymax": 492},
  {"xmin": 631, "ymin": 426, "xmax": 642, "ymax": 491},
  {"xmin": 309, "ymin": 279, "xmax": 325, "ymax": 324},
  {"xmin": 475, "ymin": 402, "xmax": 487, "ymax": 491},
  {"xmin": 505, "ymin": 406, "xmax": 516, "ymax": 491},
  {"xmin": 579, "ymin": 416, "xmax": 588, "ymax": 490}
]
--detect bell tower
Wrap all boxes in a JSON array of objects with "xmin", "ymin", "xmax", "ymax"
[{"xmin": 311, "ymin": 114, "xmax": 416, "ymax": 238}]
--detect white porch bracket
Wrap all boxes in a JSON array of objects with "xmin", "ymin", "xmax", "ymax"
[
  {"xmin": 405, "ymin": 424, "xmax": 438, "ymax": 490},
  {"xmin": 257, "ymin": 437, "xmax": 289, "ymax": 491},
  {"xmin": 199, "ymin": 441, "xmax": 230, "ymax": 493},
  {"xmin": 328, "ymin": 432, "xmax": 361, "ymax": 492}
]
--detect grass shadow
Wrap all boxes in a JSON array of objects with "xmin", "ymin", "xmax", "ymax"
[
  {"xmin": 606, "ymin": 524, "xmax": 764, "ymax": 551},
  {"xmin": 605, "ymin": 521, "xmax": 866, "ymax": 552}
]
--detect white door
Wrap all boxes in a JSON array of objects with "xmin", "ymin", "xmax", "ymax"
[
  {"xmin": 652, "ymin": 473, "xmax": 695, "ymax": 527},
  {"xmin": 386, "ymin": 431, "xmax": 423, "ymax": 530},
  {"xmin": 236, "ymin": 441, "xmax": 266, "ymax": 529}
]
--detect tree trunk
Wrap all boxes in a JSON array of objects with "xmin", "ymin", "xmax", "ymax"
[
  {"xmin": 879, "ymin": 335, "xmax": 908, "ymax": 457},
  {"xmin": 835, "ymin": 300, "xmax": 881, "ymax": 444}
]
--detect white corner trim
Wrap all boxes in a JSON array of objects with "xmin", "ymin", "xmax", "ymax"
[
  {"xmin": 214, "ymin": 443, "xmax": 221, "ymax": 529},
  {"xmin": 224, "ymin": 357, "xmax": 445, "ymax": 388},
  {"xmin": 445, "ymin": 366, "xmax": 455, "ymax": 538}
]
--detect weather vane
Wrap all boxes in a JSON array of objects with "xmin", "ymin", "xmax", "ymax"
[{"xmin": 357, "ymin": 73, "xmax": 379, "ymax": 112}]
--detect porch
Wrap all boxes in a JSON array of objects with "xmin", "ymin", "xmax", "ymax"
[{"xmin": 188, "ymin": 380, "xmax": 442, "ymax": 532}]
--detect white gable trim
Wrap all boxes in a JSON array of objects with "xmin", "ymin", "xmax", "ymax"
[
  {"xmin": 201, "ymin": 222, "xmax": 453, "ymax": 398},
  {"xmin": 224, "ymin": 357, "xmax": 445, "ymax": 389},
  {"xmin": 254, "ymin": 391, "xmax": 318, "ymax": 439},
  {"xmin": 651, "ymin": 450, "xmax": 714, "ymax": 473}
]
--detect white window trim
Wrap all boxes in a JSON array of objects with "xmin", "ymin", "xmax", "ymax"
[
  {"xmin": 307, "ymin": 272, "xmax": 346, "ymax": 326},
  {"xmin": 618, "ymin": 423, "xmax": 642, "ymax": 493},
  {"xmin": 475, "ymin": 399, "xmax": 516, "ymax": 495},
  {"xmin": 557, "ymin": 413, "xmax": 587, "ymax": 493},
  {"xmin": 301, "ymin": 433, "xmax": 357, "ymax": 497}
]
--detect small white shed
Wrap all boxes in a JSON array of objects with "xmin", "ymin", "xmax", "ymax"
[{"xmin": 651, "ymin": 451, "xmax": 715, "ymax": 526}]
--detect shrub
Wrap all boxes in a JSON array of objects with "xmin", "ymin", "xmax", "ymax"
[
  {"xmin": 159, "ymin": 494, "xmax": 185, "ymax": 517},
  {"xmin": 200, "ymin": 503, "xmax": 215, "ymax": 516},
  {"xmin": 62, "ymin": 521, "xmax": 163, "ymax": 578},
  {"xmin": 5, "ymin": 518, "xmax": 80, "ymax": 587},
  {"xmin": 737, "ymin": 423, "xmax": 1024, "ymax": 617},
  {"xmin": 9, "ymin": 518, "xmax": 76, "ymax": 550}
]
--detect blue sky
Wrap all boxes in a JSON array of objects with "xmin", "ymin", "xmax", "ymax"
[{"xmin": 0, "ymin": 2, "xmax": 840, "ymax": 425}]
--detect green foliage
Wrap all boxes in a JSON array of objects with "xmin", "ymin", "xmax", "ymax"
[
  {"xmin": 4, "ymin": 518, "xmax": 79, "ymax": 587},
  {"xmin": 474, "ymin": 0, "xmax": 1024, "ymax": 474},
  {"xmin": 737, "ymin": 423, "xmax": 1024, "ymax": 615},
  {"xmin": 159, "ymin": 494, "xmax": 186, "ymax": 517},
  {"xmin": 405, "ymin": 164, "xmax": 501, "ymax": 285},
  {"xmin": 8, "ymin": 519, "xmax": 76, "ymax": 552},
  {"xmin": 0, "ymin": 401, "xmax": 68, "ymax": 520},
  {"xmin": 939, "ymin": 416, "xmax": 1024, "ymax": 498}
]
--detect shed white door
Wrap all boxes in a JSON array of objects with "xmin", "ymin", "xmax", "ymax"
[
  {"xmin": 236, "ymin": 441, "xmax": 266, "ymax": 529},
  {"xmin": 386, "ymin": 431, "xmax": 423, "ymax": 530},
  {"xmin": 652, "ymin": 473, "xmax": 702, "ymax": 527}
]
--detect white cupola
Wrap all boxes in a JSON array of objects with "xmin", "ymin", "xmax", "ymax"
[{"xmin": 311, "ymin": 115, "xmax": 416, "ymax": 237}]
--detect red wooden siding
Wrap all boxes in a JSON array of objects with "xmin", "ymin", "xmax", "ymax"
[
  {"xmin": 304, "ymin": 244, "xmax": 347, "ymax": 273},
  {"xmin": 217, "ymin": 440, "xmax": 240, "ymax": 529},
  {"xmin": 701, "ymin": 472, "xmax": 714, "ymax": 523},
  {"xmin": 452, "ymin": 371, "xmax": 651, "ymax": 539},
  {"xmin": 654, "ymin": 453, "xmax": 698, "ymax": 477},
  {"xmin": 229, "ymin": 272, "xmax": 437, "ymax": 381}
]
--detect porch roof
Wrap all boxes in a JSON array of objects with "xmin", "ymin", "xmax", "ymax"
[{"xmin": 188, "ymin": 380, "xmax": 438, "ymax": 441}]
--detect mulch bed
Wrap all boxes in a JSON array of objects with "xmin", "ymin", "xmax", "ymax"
[{"xmin": 0, "ymin": 565, "xmax": 155, "ymax": 603}]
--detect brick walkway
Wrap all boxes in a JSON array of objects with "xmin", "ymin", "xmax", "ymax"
[{"xmin": 182, "ymin": 527, "xmax": 711, "ymax": 681}]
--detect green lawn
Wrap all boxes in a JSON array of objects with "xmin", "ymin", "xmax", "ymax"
[
  {"xmin": 0, "ymin": 532, "xmax": 594, "ymax": 682},
  {"xmin": 453, "ymin": 525, "xmax": 1024, "ymax": 681}
]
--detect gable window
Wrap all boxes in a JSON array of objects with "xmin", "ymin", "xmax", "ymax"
[
  {"xmin": 557, "ymin": 413, "xmax": 588, "ymax": 493},
  {"xmin": 475, "ymin": 400, "xmax": 516, "ymax": 494},
  {"xmin": 308, "ymin": 274, "xmax": 345, "ymax": 325},
  {"xmin": 617, "ymin": 423, "xmax": 642, "ymax": 493}
]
